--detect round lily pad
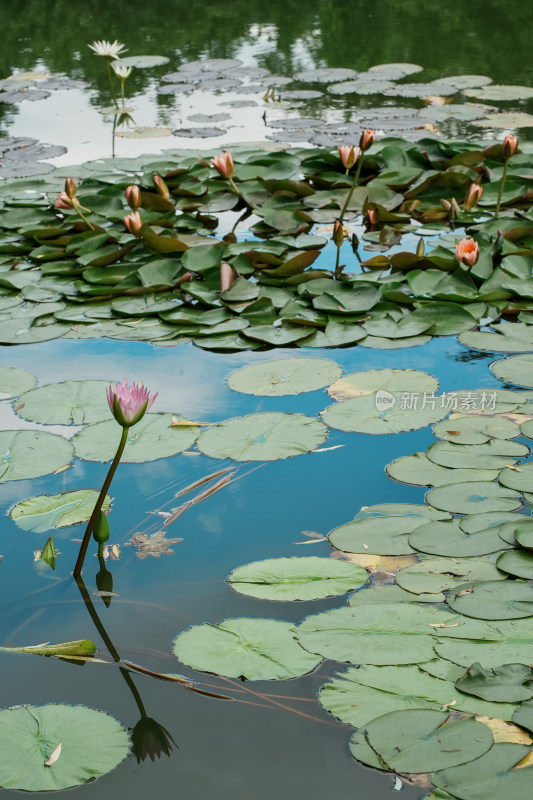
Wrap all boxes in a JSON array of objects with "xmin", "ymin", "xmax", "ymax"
[
  {"xmin": 426, "ymin": 482, "xmax": 522, "ymax": 514},
  {"xmin": 432, "ymin": 74, "xmax": 492, "ymax": 89},
  {"xmin": 473, "ymin": 112, "xmax": 533, "ymax": 128},
  {"xmin": 432, "ymin": 415, "xmax": 521, "ymax": 445},
  {"xmin": 513, "ymin": 700, "xmax": 533, "ymax": 733},
  {"xmin": 329, "ymin": 510, "xmax": 450, "ymax": 556},
  {"xmin": 226, "ymin": 357, "xmax": 342, "ymax": 396},
  {"xmin": 0, "ymin": 366, "xmax": 36, "ymax": 400},
  {"xmin": 396, "ymin": 557, "xmax": 506, "ymax": 595},
  {"xmin": 409, "ymin": 519, "xmax": 513, "ymax": 557},
  {"xmin": 499, "ymin": 463, "xmax": 533, "ymax": 493},
  {"xmin": 349, "ymin": 583, "xmax": 444, "ymax": 604},
  {"xmin": 10, "ymin": 490, "xmax": 111, "ymax": 533},
  {"xmin": 294, "ymin": 67, "xmax": 358, "ymax": 82},
  {"xmin": 227, "ymin": 556, "xmax": 367, "ymax": 601},
  {"xmin": 113, "ymin": 55, "xmax": 169, "ymax": 69},
  {"xmin": 354, "ymin": 709, "xmax": 493, "ymax": 773},
  {"xmin": 321, "ymin": 391, "xmax": 447, "ymax": 434},
  {"xmin": 460, "ymin": 511, "xmax": 522, "ymax": 534},
  {"xmin": 455, "ymin": 662, "xmax": 533, "ymax": 703},
  {"xmin": 447, "ymin": 580, "xmax": 533, "ymax": 619},
  {"xmin": 427, "ymin": 439, "xmax": 528, "ymax": 470},
  {"xmin": 464, "ymin": 84, "xmax": 533, "ymax": 101},
  {"xmin": 16, "ymin": 380, "xmax": 113, "ymax": 425},
  {"xmin": 172, "ymin": 617, "xmax": 321, "ymax": 680},
  {"xmin": 497, "ymin": 550, "xmax": 533, "ymax": 580},
  {"xmin": 386, "ymin": 452, "xmax": 498, "ymax": 487},
  {"xmin": 196, "ymin": 412, "xmax": 327, "ymax": 461},
  {"xmin": 458, "ymin": 331, "xmax": 533, "ymax": 353},
  {"xmin": 491, "ymin": 354, "xmax": 533, "ymax": 388},
  {"xmin": 72, "ymin": 414, "xmax": 197, "ymax": 463},
  {"xmin": 515, "ymin": 523, "xmax": 533, "ymax": 550},
  {"xmin": 0, "ymin": 704, "xmax": 129, "ymax": 791},
  {"xmin": 327, "ymin": 368, "xmax": 438, "ymax": 401},
  {"xmin": 0, "ymin": 430, "xmax": 73, "ymax": 481}
]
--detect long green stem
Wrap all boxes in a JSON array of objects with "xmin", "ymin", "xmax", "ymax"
[
  {"xmin": 495, "ymin": 159, "xmax": 509, "ymax": 219},
  {"xmin": 338, "ymin": 156, "xmax": 364, "ymax": 223},
  {"xmin": 73, "ymin": 426, "xmax": 128, "ymax": 576},
  {"xmin": 73, "ymin": 204, "xmax": 96, "ymax": 231},
  {"xmin": 120, "ymin": 80, "xmax": 126, "ymax": 107},
  {"xmin": 334, "ymin": 243, "xmax": 342, "ymax": 280},
  {"xmin": 105, "ymin": 57, "xmax": 120, "ymax": 109}
]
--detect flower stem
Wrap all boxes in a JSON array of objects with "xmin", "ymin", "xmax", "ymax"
[
  {"xmin": 495, "ymin": 159, "xmax": 509, "ymax": 219},
  {"xmin": 334, "ymin": 243, "xmax": 342, "ymax": 280},
  {"xmin": 105, "ymin": 57, "xmax": 120, "ymax": 109},
  {"xmin": 73, "ymin": 426, "xmax": 128, "ymax": 577},
  {"xmin": 120, "ymin": 80, "xmax": 126, "ymax": 107},
  {"xmin": 338, "ymin": 156, "xmax": 364, "ymax": 223},
  {"xmin": 74, "ymin": 204, "xmax": 96, "ymax": 230}
]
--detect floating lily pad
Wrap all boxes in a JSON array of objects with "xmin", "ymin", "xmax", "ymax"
[
  {"xmin": 353, "ymin": 709, "xmax": 493, "ymax": 773},
  {"xmin": 172, "ymin": 617, "xmax": 321, "ymax": 680},
  {"xmin": 513, "ymin": 700, "xmax": 533, "ymax": 734},
  {"xmin": 0, "ymin": 365, "xmax": 36, "ymax": 400},
  {"xmin": 294, "ymin": 68, "xmax": 358, "ymax": 82},
  {"xmin": 10, "ymin": 490, "xmax": 111, "ymax": 533},
  {"xmin": 196, "ymin": 412, "xmax": 327, "ymax": 461},
  {"xmin": 328, "ymin": 79, "xmax": 396, "ymax": 95},
  {"xmin": 72, "ymin": 414, "xmax": 197, "ymax": 463},
  {"xmin": 447, "ymin": 580, "xmax": 533, "ymax": 619},
  {"xmin": 426, "ymin": 439, "xmax": 528, "ymax": 470},
  {"xmin": 473, "ymin": 111, "xmax": 533, "ymax": 128},
  {"xmin": 226, "ymin": 357, "xmax": 341, "ymax": 396},
  {"xmin": 349, "ymin": 583, "xmax": 443, "ymax": 604},
  {"xmin": 172, "ymin": 127, "xmax": 225, "ymax": 138},
  {"xmin": 321, "ymin": 391, "xmax": 447, "ymax": 434},
  {"xmin": 432, "ymin": 74, "xmax": 492, "ymax": 89},
  {"xmin": 226, "ymin": 556, "xmax": 367, "ymax": 601},
  {"xmin": 0, "ymin": 430, "xmax": 72, "ymax": 481},
  {"xmin": 113, "ymin": 55, "xmax": 169, "ymax": 69},
  {"xmin": 464, "ymin": 84, "xmax": 533, "ymax": 101},
  {"xmin": 114, "ymin": 126, "xmax": 173, "ymax": 139},
  {"xmin": 435, "ymin": 617, "xmax": 533, "ymax": 668},
  {"xmin": 408, "ymin": 518, "xmax": 512, "ymax": 557},
  {"xmin": 432, "ymin": 415, "xmax": 521, "ymax": 445},
  {"xmin": 426, "ymin": 482, "xmax": 522, "ymax": 514},
  {"xmin": 0, "ymin": 704, "xmax": 129, "ymax": 791},
  {"xmin": 327, "ymin": 368, "xmax": 438, "ymax": 401},
  {"xmin": 491, "ymin": 354, "xmax": 533, "ymax": 388},
  {"xmin": 497, "ymin": 550, "xmax": 533, "ymax": 580},
  {"xmin": 396, "ymin": 557, "xmax": 506, "ymax": 595},
  {"xmin": 365, "ymin": 63, "xmax": 423, "ymax": 79},
  {"xmin": 499, "ymin": 463, "xmax": 533, "ymax": 493},
  {"xmin": 459, "ymin": 331, "xmax": 533, "ymax": 353},
  {"xmin": 16, "ymin": 380, "xmax": 113, "ymax": 425},
  {"xmin": 387, "ymin": 452, "xmax": 499, "ymax": 487},
  {"xmin": 456, "ymin": 662, "xmax": 533, "ymax": 703}
]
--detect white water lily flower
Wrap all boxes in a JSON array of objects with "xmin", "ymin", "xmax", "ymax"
[
  {"xmin": 88, "ymin": 40, "xmax": 127, "ymax": 59},
  {"xmin": 112, "ymin": 63, "xmax": 133, "ymax": 79}
]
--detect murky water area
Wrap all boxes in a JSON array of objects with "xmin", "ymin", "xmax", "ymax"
[{"xmin": 1, "ymin": 1, "xmax": 532, "ymax": 797}]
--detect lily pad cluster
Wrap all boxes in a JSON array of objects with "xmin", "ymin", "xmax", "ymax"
[{"xmin": 0, "ymin": 136, "xmax": 532, "ymax": 350}]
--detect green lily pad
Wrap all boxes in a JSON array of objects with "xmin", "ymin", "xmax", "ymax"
[
  {"xmin": 491, "ymin": 354, "xmax": 533, "ymax": 388},
  {"xmin": 464, "ymin": 84, "xmax": 533, "ymax": 101},
  {"xmin": 226, "ymin": 556, "xmax": 367, "ymax": 601},
  {"xmin": 426, "ymin": 439, "xmax": 528, "ymax": 470},
  {"xmin": 10, "ymin": 490, "xmax": 112, "ymax": 533},
  {"xmin": 426, "ymin": 482, "xmax": 522, "ymax": 514},
  {"xmin": 435, "ymin": 617, "xmax": 533, "ymax": 668},
  {"xmin": 0, "ymin": 366, "xmax": 36, "ymax": 400},
  {"xmin": 226, "ymin": 357, "xmax": 342, "ymax": 396},
  {"xmin": 72, "ymin": 414, "xmax": 197, "ymax": 463},
  {"xmin": 359, "ymin": 334, "xmax": 432, "ymax": 349},
  {"xmin": 327, "ymin": 368, "xmax": 438, "ymax": 401},
  {"xmin": 409, "ymin": 518, "xmax": 513, "ymax": 557},
  {"xmin": 431, "ymin": 742, "xmax": 533, "ymax": 800},
  {"xmin": 386, "ymin": 452, "xmax": 499, "ymax": 487},
  {"xmin": 329, "ymin": 508, "xmax": 450, "ymax": 556},
  {"xmin": 196, "ymin": 412, "xmax": 327, "ymax": 461},
  {"xmin": 473, "ymin": 112, "xmax": 533, "ymax": 128},
  {"xmin": 499, "ymin": 463, "xmax": 533, "ymax": 493},
  {"xmin": 354, "ymin": 709, "xmax": 493, "ymax": 773},
  {"xmin": 455, "ymin": 662, "xmax": 533, "ymax": 703},
  {"xmin": 397, "ymin": 557, "xmax": 506, "ymax": 595},
  {"xmin": 0, "ymin": 430, "xmax": 73, "ymax": 481},
  {"xmin": 515, "ymin": 523, "xmax": 533, "ymax": 550},
  {"xmin": 172, "ymin": 617, "xmax": 321, "ymax": 680},
  {"xmin": 321, "ymin": 391, "xmax": 447, "ymax": 434},
  {"xmin": 497, "ymin": 550, "xmax": 533, "ymax": 580},
  {"xmin": 447, "ymin": 580, "xmax": 533, "ymax": 619},
  {"xmin": 296, "ymin": 603, "xmax": 460, "ymax": 665},
  {"xmin": 432, "ymin": 74, "xmax": 492, "ymax": 89},
  {"xmin": 113, "ymin": 55, "xmax": 169, "ymax": 68},
  {"xmin": 0, "ymin": 704, "xmax": 129, "ymax": 791},
  {"xmin": 349, "ymin": 583, "xmax": 445, "ymax": 604},
  {"xmin": 432, "ymin": 415, "xmax": 521, "ymax": 445},
  {"xmin": 16, "ymin": 380, "xmax": 113, "ymax": 425},
  {"xmin": 459, "ymin": 331, "xmax": 533, "ymax": 353},
  {"xmin": 513, "ymin": 700, "xmax": 533, "ymax": 733}
]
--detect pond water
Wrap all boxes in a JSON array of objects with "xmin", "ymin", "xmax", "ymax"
[{"xmin": 1, "ymin": 2, "xmax": 533, "ymax": 799}]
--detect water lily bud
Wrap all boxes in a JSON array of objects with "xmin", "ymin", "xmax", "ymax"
[
  {"xmin": 367, "ymin": 209, "xmax": 377, "ymax": 225},
  {"xmin": 463, "ymin": 183, "xmax": 483, "ymax": 211},
  {"xmin": 440, "ymin": 198, "xmax": 452, "ymax": 211},
  {"xmin": 338, "ymin": 145, "xmax": 360, "ymax": 170},
  {"xmin": 210, "ymin": 151, "xmax": 234, "ymax": 179},
  {"xmin": 332, "ymin": 220, "xmax": 344, "ymax": 247},
  {"xmin": 359, "ymin": 129, "xmax": 375, "ymax": 152},
  {"xmin": 107, "ymin": 379, "xmax": 157, "ymax": 428},
  {"xmin": 125, "ymin": 184, "xmax": 141, "ymax": 211},
  {"xmin": 416, "ymin": 237, "xmax": 425, "ymax": 258},
  {"xmin": 455, "ymin": 237, "xmax": 479, "ymax": 267},
  {"xmin": 220, "ymin": 262, "xmax": 234, "ymax": 293},
  {"xmin": 93, "ymin": 511, "xmax": 110, "ymax": 544},
  {"xmin": 153, "ymin": 175, "xmax": 170, "ymax": 200},
  {"xmin": 123, "ymin": 211, "xmax": 142, "ymax": 237},
  {"xmin": 503, "ymin": 135, "xmax": 518, "ymax": 160},
  {"xmin": 65, "ymin": 178, "xmax": 77, "ymax": 200},
  {"xmin": 55, "ymin": 191, "xmax": 75, "ymax": 210}
]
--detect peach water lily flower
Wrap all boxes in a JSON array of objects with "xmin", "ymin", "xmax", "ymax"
[
  {"xmin": 463, "ymin": 183, "xmax": 483, "ymax": 211},
  {"xmin": 455, "ymin": 237, "xmax": 479, "ymax": 267},
  {"xmin": 338, "ymin": 145, "xmax": 360, "ymax": 170},
  {"xmin": 125, "ymin": 185, "xmax": 141, "ymax": 211},
  {"xmin": 123, "ymin": 211, "xmax": 142, "ymax": 236},
  {"xmin": 107, "ymin": 380, "xmax": 157, "ymax": 428},
  {"xmin": 503, "ymin": 134, "xmax": 518, "ymax": 159},
  {"xmin": 211, "ymin": 151, "xmax": 234, "ymax": 179},
  {"xmin": 88, "ymin": 40, "xmax": 127, "ymax": 59},
  {"xmin": 55, "ymin": 190, "xmax": 76, "ymax": 210},
  {"xmin": 359, "ymin": 129, "xmax": 375, "ymax": 152}
]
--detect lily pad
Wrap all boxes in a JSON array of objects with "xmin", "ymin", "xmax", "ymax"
[
  {"xmin": 321, "ymin": 391, "xmax": 448, "ymax": 434},
  {"xmin": 426, "ymin": 439, "xmax": 528, "ymax": 470},
  {"xmin": 10, "ymin": 490, "xmax": 112, "ymax": 533},
  {"xmin": 327, "ymin": 368, "xmax": 438, "ymax": 401},
  {"xmin": 497, "ymin": 550, "xmax": 533, "ymax": 580},
  {"xmin": 409, "ymin": 518, "xmax": 514, "ymax": 557},
  {"xmin": 16, "ymin": 380, "xmax": 113, "ymax": 425},
  {"xmin": 396, "ymin": 557, "xmax": 506, "ymax": 595},
  {"xmin": 432, "ymin": 415, "xmax": 521, "ymax": 445},
  {"xmin": 447, "ymin": 580, "xmax": 533, "ymax": 619},
  {"xmin": 435, "ymin": 617, "xmax": 533, "ymax": 668},
  {"xmin": 172, "ymin": 617, "xmax": 321, "ymax": 680},
  {"xmin": 113, "ymin": 55, "xmax": 169, "ymax": 69},
  {"xmin": 432, "ymin": 74, "xmax": 492, "ymax": 89},
  {"xmin": 0, "ymin": 366, "xmax": 36, "ymax": 400},
  {"xmin": 196, "ymin": 412, "xmax": 327, "ymax": 461},
  {"xmin": 72, "ymin": 414, "xmax": 198, "ymax": 463},
  {"xmin": 0, "ymin": 430, "xmax": 73, "ymax": 481},
  {"xmin": 491, "ymin": 354, "xmax": 533, "ymax": 388},
  {"xmin": 226, "ymin": 357, "xmax": 342, "ymax": 396},
  {"xmin": 426, "ymin": 482, "xmax": 522, "ymax": 514},
  {"xmin": 456, "ymin": 662, "xmax": 533, "ymax": 703},
  {"xmin": 499, "ymin": 463, "xmax": 533, "ymax": 493},
  {"xmin": 0, "ymin": 704, "xmax": 129, "ymax": 791},
  {"xmin": 226, "ymin": 556, "xmax": 367, "ymax": 601},
  {"xmin": 464, "ymin": 84, "xmax": 533, "ymax": 101},
  {"xmin": 387, "ymin": 452, "xmax": 499, "ymax": 487}
]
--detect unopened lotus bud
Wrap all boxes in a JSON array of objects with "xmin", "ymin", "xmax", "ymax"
[
  {"xmin": 332, "ymin": 221, "xmax": 344, "ymax": 247},
  {"xmin": 153, "ymin": 175, "xmax": 170, "ymax": 200},
  {"xmin": 359, "ymin": 129, "xmax": 375, "ymax": 152},
  {"xmin": 416, "ymin": 238, "xmax": 425, "ymax": 258},
  {"xmin": 464, "ymin": 183, "xmax": 483, "ymax": 211},
  {"xmin": 65, "ymin": 178, "xmax": 77, "ymax": 200},
  {"xmin": 125, "ymin": 184, "xmax": 141, "ymax": 211},
  {"xmin": 93, "ymin": 511, "xmax": 110, "ymax": 545},
  {"xmin": 503, "ymin": 135, "xmax": 518, "ymax": 160}
]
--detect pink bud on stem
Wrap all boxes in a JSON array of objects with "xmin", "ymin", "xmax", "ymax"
[
  {"xmin": 125, "ymin": 184, "xmax": 141, "ymax": 211},
  {"xmin": 463, "ymin": 183, "xmax": 483, "ymax": 212}
]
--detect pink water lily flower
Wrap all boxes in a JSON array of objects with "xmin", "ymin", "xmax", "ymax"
[
  {"xmin": 125, "ymin": 185, "xmax": 141, "ymax": 211},
  {"xmin": 338, "ymin": 145, "xmax": 360, "ymax": 170},
  {"xmin": 210, "ymin": 151, "xmax": 234, "ymax": 179},
  {"xmin": 503, "ymin": 134, "xmax": 518, "ymax": 160},
  {"xmin": 124, "ymin": 211, "xmax": 142, "ymax": 236},
  {"xmin": 463, "ymin": 183, "xmax": 483, "ymax": 211},
  {"xmin": 107, "ymin": 380, "xmax": 157, "ymax": 428},
  {"xmin": 359, "ymin": 129, "xmax": 375, "ymax": 152},
  {"xmin": 455, "ymin": 237, "xmax": 479, "ymax": 267},
  {"xmin": 55, "ymin": 190, "xmax": 76, "ymax": 210}
]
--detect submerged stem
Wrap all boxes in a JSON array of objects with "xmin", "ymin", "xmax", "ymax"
[
  {"xmin": 495, "ymin": 159, "xmax": 509, "ymax": 219},
  {"xmin": 73, "ymin": 426, "xmax": 128, "ymax": 576}
]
